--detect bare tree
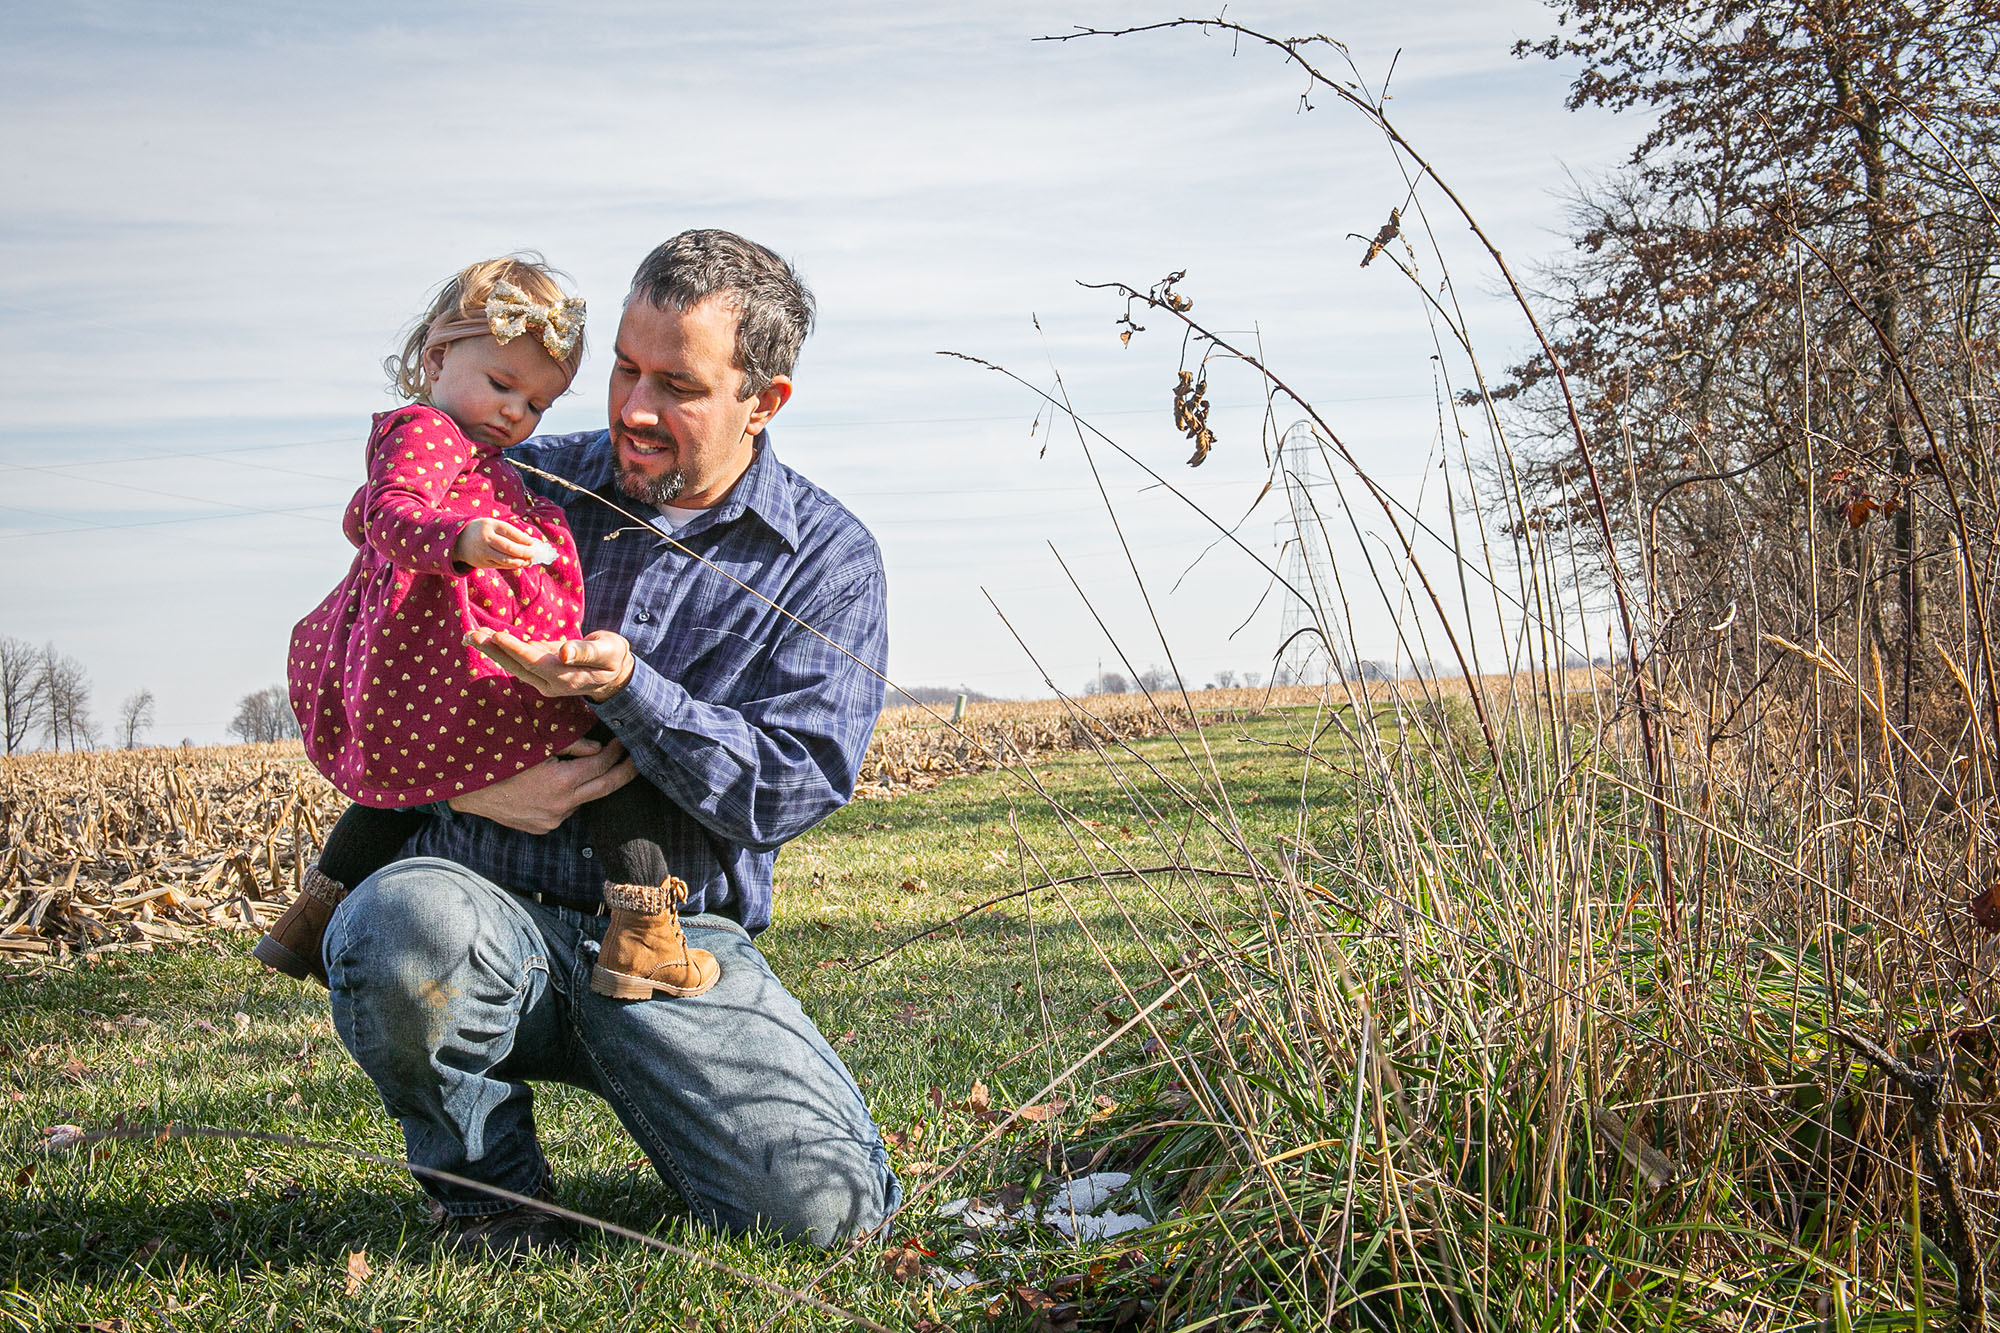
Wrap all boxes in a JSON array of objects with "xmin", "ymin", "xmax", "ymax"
[
  {"xmin": 0, "ymin": 636, "xmax": 39, "ymax": 754},
  {"xmin": 230, "ymin": 685, "xmax": 300, "ymax": 744},
  {"xmin": 1505, "ymin": 0, "xmax": 2000, "ymax": 705},
  {"xmin": 117, "ymin": 689, "xmax": 156, "ymax": 748},
  {"xmin": 35, "ymin": 645, "xmax": 96, "ymax": 752}
]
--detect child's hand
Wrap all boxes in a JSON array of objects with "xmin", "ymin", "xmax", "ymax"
[{"xmin": 453, "ymin": 518, "xmax": 541, "ymax": 570}]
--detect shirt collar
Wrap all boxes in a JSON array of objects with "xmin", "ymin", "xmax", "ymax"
[
  {"xmin": 520, "ymin": 428, "xmax": 799, "ymax": 553},
  {"xmin": 683, "ymin": 430, "xmax": 799, "ymax": 552}
]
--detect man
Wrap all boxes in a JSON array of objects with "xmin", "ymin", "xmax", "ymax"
[{"xmin": 322, "ymin": 229, "xmax": 898, "ymax": 1255}]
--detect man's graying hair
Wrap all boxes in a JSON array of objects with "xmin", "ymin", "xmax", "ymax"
[{"xmin": 627, "ymin": 230, "xmax": 815, "ymax": 400}]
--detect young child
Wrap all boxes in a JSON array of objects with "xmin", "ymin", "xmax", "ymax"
[{"xmin": 258, "ymin": 256, "xmax": 718, "ymax": 1001}]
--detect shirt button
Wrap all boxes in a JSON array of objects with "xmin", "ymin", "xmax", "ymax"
[
  {"xmin": 634, "ymin": 610, "xmax": 653, "ymax": 624},
  {"xmin": 581, "ymin": 847, "xmax": 594, "ymax": 859}
]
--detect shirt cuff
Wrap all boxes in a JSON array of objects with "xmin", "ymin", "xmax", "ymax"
[{"xmin": 591, "ymin": 654, "xmax": 689, "ymax": 737}]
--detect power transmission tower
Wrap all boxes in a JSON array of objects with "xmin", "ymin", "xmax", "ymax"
[{"xmin": 1274, "ymin": 422, "xmax": 1347, "ymax": 685}]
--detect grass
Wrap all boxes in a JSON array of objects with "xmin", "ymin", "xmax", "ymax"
[
  {"xmin": 0, "ymin": 706, "xmax": 1343, "ymax": 1332},
  {"xmin": 14, "ymin": 23, "xmax": 2000, "ymax": 1329}
]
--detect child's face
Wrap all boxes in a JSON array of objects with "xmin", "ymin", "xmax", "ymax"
[{"xmin": 422, "ymin": 333, "xmax": 571, "ymax": 448}]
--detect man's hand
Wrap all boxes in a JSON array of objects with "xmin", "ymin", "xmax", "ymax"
[
  {"xmin": 465, "ymin": 627, "xmax": 636, "ymax": 704},
  {"xmin": 447, "ymin": 735, "xmax": 636, "ymax": 833}
]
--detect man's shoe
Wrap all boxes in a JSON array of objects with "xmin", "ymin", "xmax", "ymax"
[
  {"xmin": 442, "ymin": 1195, "xmax": 579, "ymax": 1261},
  {"xmin": 590, "ymin": 877, "xmax": 721, "ymax": 999},
  {"xmin": 251, "ymin": 865, "xmax": 346, "ymax": 985}
]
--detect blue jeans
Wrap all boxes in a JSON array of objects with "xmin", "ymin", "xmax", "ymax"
[{"xmin": 323, "ymin": 857, "xmax": 900, "ymax": 1245}]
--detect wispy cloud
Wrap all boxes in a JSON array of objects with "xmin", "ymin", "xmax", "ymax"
[{"xmin": 0, "ymin": 2, "xmax": 1635, "ymax": 738}]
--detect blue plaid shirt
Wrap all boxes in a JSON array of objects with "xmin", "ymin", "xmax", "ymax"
[{"xmin": 404, "ymin": 428, "xmax": 888, "ymax": 934}]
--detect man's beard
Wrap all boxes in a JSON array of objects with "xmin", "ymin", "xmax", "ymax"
[{"xmin": 615, "ymin": 438, "xmax": 687, "ymax": 507}]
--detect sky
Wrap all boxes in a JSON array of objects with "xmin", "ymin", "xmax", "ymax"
[{"xmin": 0, "ymin": 1, "xmax": 1639, "ymax": 744}]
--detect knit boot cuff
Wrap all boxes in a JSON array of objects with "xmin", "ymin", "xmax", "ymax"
[
  {"xmin": 603, "ymin": 877, "xmax": 688, "ymax": 915},
  {"xmin": 301, "ymin": 864, "xmax": 348, "ymax": 906}
]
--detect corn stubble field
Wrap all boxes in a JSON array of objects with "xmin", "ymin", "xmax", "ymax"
[{"xmin": 0, "ymin": 689, "xmax": 1320, "ymax": 959}]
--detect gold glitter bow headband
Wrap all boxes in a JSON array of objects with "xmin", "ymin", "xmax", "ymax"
[{"xmin": 486, "ymin": 280, "xmax": 586, "ymax": 360}]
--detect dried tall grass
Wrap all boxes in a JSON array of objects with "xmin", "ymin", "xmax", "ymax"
[{"xmin": 953, "ymin": 20, "xmax": 2000, "ymax": 1332}]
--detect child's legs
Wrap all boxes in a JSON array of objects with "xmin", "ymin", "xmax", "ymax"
[
  {"xmin": 318, "ymin": 803, "xmax": 429, "ymax": 889},
  {"xmin": 579, "ymin": 757, "xmax": 718, "ymax": 997},
  {"xmin": 581, "ymin": 779, "xmax": 672, "ymax": 889}
]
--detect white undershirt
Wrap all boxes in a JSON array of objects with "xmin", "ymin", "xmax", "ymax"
[{"xmin": 649, "ymin": 503, "xmax": 708, "ymax": 535}]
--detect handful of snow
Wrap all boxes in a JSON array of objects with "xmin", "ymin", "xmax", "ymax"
[{"xmin": 937, "ymin": 1171, "xmax": 1150, "ymax": 1243}]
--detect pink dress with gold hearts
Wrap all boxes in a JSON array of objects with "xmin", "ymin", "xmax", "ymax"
[{"xmin": 288, "ymin": 405, "xmax": 594, "ymax": 807}]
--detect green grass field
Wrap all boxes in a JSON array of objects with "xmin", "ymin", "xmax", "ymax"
[{"xmin": 1, "ymin": 708, "xmax": 1338, "ymax": 1332}]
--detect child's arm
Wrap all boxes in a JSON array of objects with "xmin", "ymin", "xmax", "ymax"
[
  {"xmin": 358, "ymin": 409, "xmax": 490, "ymax": 576},
  {"xmin": 452, "ymin": 517, "xmax": 554, "ymax": 570}
]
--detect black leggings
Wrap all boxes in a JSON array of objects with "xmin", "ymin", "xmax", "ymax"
[{"xmin": 316, "ymin": 755, "xmax": 671, "ymax": 894}]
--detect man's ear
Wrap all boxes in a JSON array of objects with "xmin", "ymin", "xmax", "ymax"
[{"xmin": 745, "ymin": 375, "xmax": 792, "ymax": 434}]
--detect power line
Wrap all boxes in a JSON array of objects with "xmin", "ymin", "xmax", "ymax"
[
  {"xmin": 0, "ymin": 390, "xmax": 1432, "ymax": 472},
  {"xmin": 0, "ymin": 501, "xmax": 339, "ymax": 541}
]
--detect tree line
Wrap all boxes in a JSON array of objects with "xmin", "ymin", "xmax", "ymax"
[
  {"xmin": 1494, "ymin": 0, "xmax": 2000, "ymax": 722},
  {"xmin": 0, "ymin": 637, "xmax": 299, "ymax": 753},
  {"xmin": 1085, "ymin": 666, "xmax": 1266, "ymax": 696}
]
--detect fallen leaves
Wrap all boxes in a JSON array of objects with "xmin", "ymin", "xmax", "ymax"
[
  {"xmin": 1971, "ymin": 880, "xmax": 2000, "ymax": 933},
  {"xmin": 37, "ymin": 1123, "xmax": 85, "ymax": 1152},
  {"xmin": 345, "ymin": 1248, "xmax": 372, "ymax": 1296},
  {"xmin": 881, "ymin": 1117, "xmax": 928, "ymax": 1152},
  {"xmin": 951, "ymin": 1078, "xmax": 1071, "ymax": 1130},
  {"xmin": 880, "ymin": 1240, "xmax": 932, "ymax": 1282}
]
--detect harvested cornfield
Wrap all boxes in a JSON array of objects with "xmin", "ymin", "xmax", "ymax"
[
  {"xmin": 0, "ymin": 677, "xmax": 1508, "ymax": 961},
  {"xmin": 858, "ymin": 691, "xmax": 1222, "ymax": 795},
  {"xmin": 859, "ymin": 671, "xmax": 1610, "ymax": 793},
  {"xmin": 0, "ymin": 694, "xmax": 1219, "ymax": 962},
  {"xmin": 0, "ymin": 745, "xmax": 344, "ymax": 963}
]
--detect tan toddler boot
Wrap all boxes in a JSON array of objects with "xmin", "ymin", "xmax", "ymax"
[
  {"xmin": 252, "ymin": 865, "xmax": 347, "ymax": 985},
  {"xmin": 590, "ymin": 876, "xmax": 721, "ymax": 999}
]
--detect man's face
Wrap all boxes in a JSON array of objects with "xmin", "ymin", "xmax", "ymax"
[{"xmin": 607, "ymin": 295, "xmax": 790, "ymax": 511}]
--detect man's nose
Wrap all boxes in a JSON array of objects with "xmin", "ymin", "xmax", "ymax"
[{"xmin": 621, "ymin": 388, "xmax": 662, "ymax": 429}]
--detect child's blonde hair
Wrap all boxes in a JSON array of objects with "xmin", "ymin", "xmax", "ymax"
[{"xmin": 386, "ymin": 254, "xmax": 587, "ymax": 401}]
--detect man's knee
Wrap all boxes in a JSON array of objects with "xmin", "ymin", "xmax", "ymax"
[
  {"xmin": 325, "ymin": 859, "xmax": 538, "ymax": 1111},
  {"xmin": 719, "ymin": 1150, "xmax": 900, "ymax": 1248},
  {"xmin": 784, "ymin": 1163, "xmax": 901, "ymax": 1248},
  {"xmin": 326, "ymin": 857, "xmax": 501, "ymax": 988}
]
